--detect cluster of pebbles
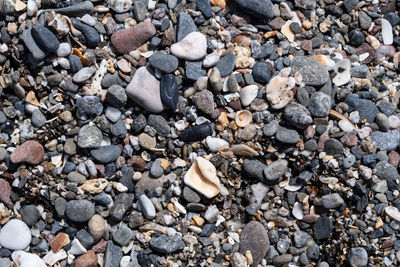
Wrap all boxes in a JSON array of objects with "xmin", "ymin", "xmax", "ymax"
[{"xmin": 1, "ymin": 0, "xmax": 400, "ymax": 266}]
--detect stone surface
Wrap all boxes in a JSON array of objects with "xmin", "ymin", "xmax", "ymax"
[
  {"xmin": 149, "ymin": 53, "xmax": 179, "ymax": 73},
  {"xmin": 65, "ymin": 200, "xmax": 95, "ymax": 223},
  {"xmin": 150, "ymin": 235, "xmax": 185, "ymax": 254},
  {"xmin": 10, "ymin": 140, "xmax": 44, "ymax": 164},
  {"xmin": 160, "ymin": 74, "xmax": 179, "ymax": 111},
  {"xmin": 0, "ymin": 219, "xmax": 32, "ymax": 250},
  {"xmin": 171, "ymin": 32, "xmax": 207, "ymax": 61},
  {"xmin": 290, "ymin": 56, "xmax": 329, "ymax": 86},
  {"xmin": 239, "ymin": 221, "xmax": 269, "ymax": 266},
  {"xmin": 234, "ymin": 0, "xmax": 274, "ymax": 19},
  {"xmin": 90, "ymin": 145, "xmax": 121, "ymax": 164}
]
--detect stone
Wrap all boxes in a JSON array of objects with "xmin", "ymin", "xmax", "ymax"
[
  {"xmin": 239, "ymin": 221, "xmax": 269, "ymax": 266},
  {"xmin": 176, "ymin": 12, "xmax": 197, "ymax": 41},
  {"xmin": 215, "ymin": 53, "xmax": 236, "ymax": 77},
  {"xmin": 150, "ymin": 235, "xmax": 185, "ymax": 254},
  {"xmin": 210, "ymin": 67, "xmax": 223, "ymax": 93},
  {"xmin": 0, "ymin": 219, "xmax": 32, "ymax": 250},
  {"xmin": 148, "ymin": 114, "xmax": 170, "ymax": 136},
  {"xmin": 348, "ymin": 29, "xmax": 365, "ymax": 47},
  {"xmin": 104, "ymin": 241, "xmax": 122, "ymax": 267},
  {"xmin": 179, "ymin": 123, "xmax": 213, "ymax": 142},
  {"xmin": 41, "ymin": 1, "xmax": 94, "ymax": 17},
  {"xmin": 284, "ymin": 103, "xmax": 312, "ymax": 129},
  {"xmin": 252, "ymin": 62, "xmax": 272, "ymax": 84},
  {"xmin": 342, "ymin": 0, "xmax": 359, "ymax": 12},
  {"xmin": 126, "ymin": 67, "xmax": 163, "ymax": 113},
  {"xmin": 31, "ymin": 23, "xmax": 60, "ymax": 53},
  {"xmin": 65, "ymin": 200, "xmax": 95, "ymax": 223},
  {"xmin": 138, "ymin": 194, "xmax": 156, "ymax": 219},
  {"xmin": 265, "ymin": 68, "xmax": 296, "ymax": 109},
  {"xmin": 203, "ymin": 52, "xmax": 220, "ymax": 68},
  {"xmin": 171, "ymin": 32, "xmax": 207, "ymax": 61},
  {"xmin": 76, "ymin": 96, "xmax": 103, "ymax": 118},
  {"xmin": 333, "ymin": 59, "xmax": 351, "ymax": 86},
  {"xmin": 49, "ymin": 233, "xmax": 70, "ymax": 253},
  {"xmin": 80, "ymin": 178, "xmax": 108, "ymax": 194},
  {"xmin": 313, "ymin": 216, "xmax": 332, "ymax": 240},
  {"xmin": 234, "ymin": 0, "xmax": 274, "ymax": 20},
  {"xmin": 276, "ymin": 127, "xmax": 300, "ymax": 144},
  {"xmin": 290, "ymin": 56, "xmax": 329, "ymax": 86},
  {"xmin": 197, "ymin": 0, "xmax": 213, "ymax": 18},
  {"xmin": 88, "ymin": 214, "xmax": 106, "ymax": 241},
  {"xmin": 160, "ymin": 74, "xmax": 179, "ymax": 111},
  {"xmin": 0, "ymin": 179, "xmax": 12, "ymax": 206},
  {"xmin": 74, "ymin": 250, "xmax": 97, "ymax": 267},
  {"xmin": 133, "ymin": 1, "xmax": 145, "ymax": 21},
  {"xmin": 321, "ymin": 193, "xmax": 345, "ymax": 209},
  {"xmin": 348, "ymin": 247, "xmax": 368, "ymax": 267},
  {"xmin": 263, "ymin": 160, "xmax": 288, "ymax": 184},
  {"xmin": 381, "ymin": 18, "xmax": 393, "ymax": 45},
  {"xmin": 240, "ymin": 85, "xmax": 258, "ymax": 107},
  {"xmin": 20, "ymin": 205, "xmax": 41, "ymax": 226},
  {"xmin": 69, "ymin": 55, "xmax": 83, "ymax": 73},
  {"xmin": 20, "ymin": 28, "xmax": 46, "ymax": 65},
  {"xmin": 31, "ymin": 109, "xmax": 46, "ymax": 127},
  {"xmin": 10, "ymin": 140, "xmax": 44, "ymax": 164},
  {"xmin": 371, "ymin": 130, "xmax": 399, "ymax": 150},
  {"xmin": 90, "ymin": 145, "xmax": 121, "ymax": 164},
  {"xmin": 105, "ymin": 85, "xmax": 127, "ymax": 108},
  {"xmin": 73, "ymin": 67, "xmax": 95, "ymax": 83},
  {"xmin": 113, "ymin": 225, "xmax": 132, "ymax": 246},
  {"xmin": 77, "ymin": 125, "xmax": 103, "ymax": 148},
  {"xmin": 193, "ymin": 90, "xmax": 214, "ymax": 115},
  {"xmin": 138, "ymin": 133, "xmax": 156, "ymax": 150},
  {"xmin": 11, "ymin": 251, "xmax": 46, "ymax": 267},
  {"xmin": 324, "ymin": 138, "xmax": 343, "ymax": 155},
  {"xmin": 71, "ymin": 18, "xmax": 100, "ymax": 48},
  {"xmin": 308, "ymin": 92, "xmax": 331, "ymax": 117},
  {"xmin": 374, "ymin": 161, "xmax": 400, "ymax": 180},
  {"xmin": 186, "ymin": 62, "xmax": 207, "ymax": 80},
  {"xmin": 149, "ymin": 53, "xmax": 179, "ymax": 73},
  {"xmin": 356, "ymin": 99, "xmax": 379, "ymax": 123},
  {"xmin": 111, "ymin": 21, "xmax": 156, "ymax": 54}
]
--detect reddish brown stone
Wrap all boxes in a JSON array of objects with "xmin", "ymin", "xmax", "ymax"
[
  {"xmin": 49, "ymin": 233, "xmax": 70, "ymax": 253},
  {"xmin": 388, "ymin": 150, "xmax": 400, "ymax": 166},
  {"xmin": 74, "ymin": 250, "xmax": 97, "ymax": 267},
  {"xmin": 301, "ymin": 40, "xmax": 312, "ymax": 51},
  {"xmin": 133, "ymin": 157, "xmax": 146, "ymax": 171},
  {"xmin": 342, "ymin": 134, "xmax": 358, "ymax": 147},
  {"xmin": 111, "ymin": 21, "xmax": 156, "ymax": 54},
  {"xmin": 356, "ymin": 43, "xmax": 376, "ymax": 64},
  {"xmin": 317, "ymin": 135, "xmax": 327, "ymax": 152},
  {"xmin": 0, "ymin": 179, "xmax": 12, "ymax": 206},
  {"xmin": 304, "ymin": 125, "xmax": 315, "ymax": 139},
  {"xmin": 382, "ymin": 239, "xmax": 394, "ymax": 249},
  {"xmin": 10, "ymin": 140, "xmax": 44, "ymax": 165},
  {"xmin": 302, "ymin": 215, "xmax": 319, "ymax": 223},
  {"xmin": 92, "ymin": 239, "xmax": 107, "ymax": 253},
  {"xmin": 230, "ymin": 14, "xmax": 250, "ymax": 26},
  {"xmin": 228, "ymin": 99, "xmax": 242, "ymax": 111},
  {"xmin": 161, "ymin": 25, "xmax": 174, "ymax": 47}
]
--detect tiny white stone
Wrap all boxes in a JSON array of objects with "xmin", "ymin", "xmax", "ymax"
[
  {"xmin": 68, "ymin": 239, "xmax": 87, "ymax": 255},
  {"xmin": 385, "ymin": 206, "xmax": 400, "ymax": 221},
  {"xmin": 239, "ymin": 85, "xmax": 258, "ymax": 106},
  {"xmin": 338, "ymin": 119, "xmax": 354, "ymax": 132},
  {"xmin": 57, "ymin": 43, "xmax": 71, "ymax": 57},
  {"xmin": 381, "ymin": 18, "xmax": 393, "ymax": 45},
  {"xmin": 205, "ymin": 136, "xmax": 229, "ymax": 152},
  {"xmin": 203, "ymin": 52, "xmax": 220, "ymax": 68},
  {"xmin": 204, "ymin": 205, "xmax": 219, "ymax": 222}
]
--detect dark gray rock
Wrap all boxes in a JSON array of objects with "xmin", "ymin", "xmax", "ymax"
[
  {"xmin": 31, "ymin": 24, "xmax": 60, "ymax": 53},
  {"xmin": 150, "ymin": 235, "xmax": 185, "ymax": 254},
  {"xmin": 148, "ymin": 114, "xmax": 170, "ymax": 136},
  {"xmin": 186, "ymin": 62, "xmax": 207, "ymax": 80},
  {"xmin": 69, "ymin": 54, "xmax": 83, "ymax": 73},
  {"xmin": 242, "ymin": 158, "xmax": 267, "ymax": 182},
  {"xmin": 176, "ymin": 12, "xmax": 197, "ymax": 41},
  {"xmin": 197, "ymin": 0, "xmax": 213, "ymax": 18},
  {"xmin": 160, "ymin": 74, "xmax": 179, "ymax": 111},
  {"xmin": 105, "ymin": 85, "xmax": 127, "ymax": 108},
  {"xmin": 290, "ymin": 56, "xmax": 329, "ymax": 86},
  {"xmin": 20, "ymin": 28, "xmax": 46, "ymax": 66},
  {"xmin": 239, "ymin": 221, "xmax": 269, "ymax": 266},
  {"xmin": 342, "ymin": 0, "xmax": 359, "ymax": 13},
  {"xmin": 313, "ymin": 216, "xmax": 332, "ymax": 240},
  {"xmin": 40, "ymin": 1, "xmax": 94, "ymax": 17},
  {"xmin": 110, "ymin": 119, "xmax": 127, "ymax": 138},
  {"xmin": 71, "ymin": 18, "xmax": 100, "ymax": 48},
  {"xmin": 109, "ymin": 193, "xmax": 134, "ymax": 222},
  {"xmin": 356, "ymin": 99, "xmax": 379, "ymax": 123},
  {"xmin": 104, "ymin": 241, "xmax": 122, "ymax": 267},
  {"xmin": 183, "ymin": 186, "xmax": 201, "ymax": 203},
  {"xmin": 276, "ymin": 127, "xmax": 300, "ymax": 144},
  {"xmin": 113, "ymin": 225, "xmax": 133, "ymax": 246},
  {"xmin": 308, "ymin": 92, "xmax": 331, "ymax": 117},
  {"xmin": 20, "ymin": 205, "xmax": 41, "ymax": 226},
  {"xmin": 234, "ymin": 0, "xmax": 274, "ymax": 19},
  {"xmin": 215, "ymin": 53, "xmax": 236, "ymax": 77},
  {"xmin": 76, "ymin": 96, "xmax": 103, "ymax": 118},
  {"xmin": 284, "ymin": 103, "xmax": 312, "ymax": 129},
  {"xmin": 324, "ymin": 138, "xmax": 344, "ymax": 155},
  {"xmin": 371, "ymin": 130, "xmax": 399, "ymax": 150},
  {"xmin": 348, "ymin": 29, "xmax": 365, "ymax": 47},
  {"xmin": 149, "ymin": 53, "xmax": 179, "ymax": 73},
  {"xmin": 31, "ymin": 109, "xmax": 46, "ymax": 128},
  {"xmin": 76, "ymin": 229, "xmax": 94, "ymax": 249},
  {"xmin": 90, "ymin": 145, "xmax": 121, "ymax": 164},
  {"xmin": 65, "ymin": 199, "xmax": 95, "ymax": 222},
  {"xmin": 252, "ymin": 62, "xmax": 272, "ymax": 84},
  {"xmin": 179, "ymin": 123, "xmax": 212, "ymax": 142},
  {"xmin": 374, "ymin": 161, "xmax": 400, "ymax": 180}
]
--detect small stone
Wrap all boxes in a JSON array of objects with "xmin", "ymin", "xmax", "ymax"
[
  {"xmin": 321, "ymin": 193, "xmax": 344, "ymax": 209},
  {"xmin": 291, "ymin": 56, "xmax": 329, "ymax": 86},
  {"xmin": 76, "ymin": 96, "xmax": 103, "ymax": 118},
  {"xmin": 371, "ymin": 130, "xmax": 399, "ymax": 150},
  {"xmin": 356, "ymin": 99, "xmax": 379, "ymax": 123},
  {"xmin": 77, "ymin": 125, "xmax": 103, "ymax": 148},
  {"xmin": 74, "ymin": 250, "xmax": 97, "ymax": 267},
  {"xmin": 215, "ymin": 53, "xmax": 236, "ymax": 77},
  {"xmin": 210, "ymin": 67, "xmax": 223, "ymax": 93},
  {"xmin": 90, "ymin": 145, "xmax": 121, "ymax": 164},
  {"xmin": 239, "ymin": 221, "xmax": 270, "ymax": 266},
  {"xmin": 0, "ymin": 179, "xmax": 12, "ymax": 206},
  {"xmin": 20, "ymin": 205, "xmax": 41, "ymax": 226},
  {"xmin": 11, "ymin": 251, "xmax": 45, "ymax": 267},
  {"xmin": 313, "ymin": 216, "xmax": 332, "ymax": 240},
  {"xmin": 276, "ymin": 127, "xmax": 300, "ymax": 144},
  {"xmin": 31, "ymin": 109, "xmax": 46, "ymax": 127},
  {"xmin": 148, "ymin": 114, "xmax": 171, "ymax": 136},
  {"xmin": 284, "ymin": 103, "xmax": 312, "ymax": 129},
  {"xmin": 203, "ymin": 52, "xmax": 220, "ymax": 68},
  {"xmin": 240, "ymin": 85, "xmax": 258, "ymax": 107},
  {"xmin": 80, "ymin": 178, "xmax": 108, "ymax": 194},
  {"xmin": 73, "ymin": 67, "xmax": 95, "ymax": 83},
  {"xmin": 57, "ymin": 43, "xmax": 71, "ymax": 57},
  {"xmin": 31, "ymin": 23, "xmax": 60, "ymax": 53},
  {"xmin": 160, "ymin": 74, "xmax": 179, "ymax": 111},
  {"xmin": 348, "ymin": 247, "xmax": 368, "ymax": 267},
  {"xmin": 138, "ymin": 133, "xmax": 157, "ymax": 150},
  {"xmin": 65, "ymin": 200, "xmax": 95, "ymax": 223},
  {"xmin": 179, "ymin": 123, "xmax": 212, "ymax": 142},
  {"xmin": 138, "ymin": 194, "xmax": 156, "ymax": 219},
  {"xmin": 176, "ymin": 12, "xmax": 197, "ymax": 41},
  {"xmin": 263, "ymin": 160, "xmax": 288, "ymax": 184},
  {"xmin": 149, "ymin": 53, "xmax": 179, "ymax": 73},
  {"xmin": 324, "ymin": 139, "xmax": 343, "ymax": 155},
  {"xmin": 171, "ymin": 32, "xmax": 207, "ymax": 61},
  {"xmin": 10, "ymin": 140, "xmax": 44, "ymax": 165},
  {"xmin": 233, "ymin": 0, "xmax": 274, "ymax": 19},
  {"xmin": 308, "ymin": 92, "xmax": 331, "ymax": 117},
  {"xmin": 252, "ymin": 62, "xmax": 272, "ymax": 84},
  {"xmin": 381, "ymin": 18, "xmax": 393, "ymax": 45},
  {"xmin": 111, "ymin": 21, "xmax": 156, "ymax": 54},
  {"xmin": 150, "ymin": 235, "xmax": 185, "ymax": 254},
  {"xmin": 105, "ymin": 85, "xmax": 127, "ymax": 108},
  {"xmin": 348, "ymin": 29, "xmax": 365, "ymax": 47},
  {"xmin": 49, "ymin": 233, "xmax": 70, "ymax": 253},
  {"xmin": 104, "ymin": 241, "xmax": 122, "ymax": 267},
  {"xmin": 113, "ymin": 225, "xmax": 132, "ymax": 246},
  {"xmin": 126, "ymin": 67, "xmax": 163, "ymax": 113},
  {"xmin": 0, "ymin": 219, "xmax": 32, "ymax": 250},
  {"xmin": 193, "ymin": 90, "xmax": 214, "ymax": 115},
  {"xmin": 88, "ymin": 214, "xmax": 106, "ymax": 241}
]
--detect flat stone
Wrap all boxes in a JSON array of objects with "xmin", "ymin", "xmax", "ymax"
[
  {"xmin": 171, "ymin": 32, "xmax": 207, "ymax": 61},
  {"xmin": 242, "ymin": 158, "xmax": 267, "ymax": 182},
  {"xmin": 234, "ymin": 0, "xmax": 274, "ymax": 20},
  {"xmin": 186, "ymin": 61, "xmax": 207, "ymax": 80},
  {"xmin": 104, "ymin": 241, "xmax": 122, "ymax": 267},
  {"xmin": 371, "ymin": 130, "xmax": 400, "ymax": 151},
  {"xmin": 150, "ymin": 235, "xmax": 185, "ymax": 254},
  {"xmin": 197, "ymin": 0, "xmax": 213, "ymax": 18},
  {"xmin": 252, "ymin": 62, "xmax": 272, "ymax": 84},
  {"xmin": 77, "ymin": 125, "xmax": 103, "ymax": 148},
  {"xmin": 90, "ymin": 145, "xmax": 121, "ymax": 164},
  {"xmin": 176, "ymin": 12, "xmax": 197, "ymax": 41},
  {"xmin": 0, "ymin": 219, "xmax": 32, "ymax": 250},
  {"xmin": 105, "ymin": 85, "xmax": 127, "ymax": 108},
  {"xmin": 313, "ymin": 216, "xmax": 332, "ymax": 240},
  {"xmin": 239, "ymin": 221, "xmax": 269, "ymax": 266},
  {"xmin": 113, "ymin": 225, "xmax": 132, "ymax": 246},
  {"xmin": 11, "ymin": 251, "xmax": 45, "ymax": 267},
  {"xmin": 149, "ymin": 53, "xmax": 179, "ymax": 73},
  {"xmin": 10, "ymin": 140, "xmax": 44, "ymax": 165},
  {"xmin": 111, "ymin": 21, "xmax": 156, "ymax": 54},
  {"xmin": 73, "ymin": 67, "xmax": 95, "ymax": 83},
  {"xmin": 321, "ymin": 193, "xmax": 345, "ymax": 209},
  {"xmin": 290, "ymin": 56, "xmax": 329, "ymax": 86},
  {"xmin": 0, "ymin": 179, "xmax": 12, "ymax": 206},
  {"xmin": 263, "ymin": 160, "xmax": 288, "ymax": 184},
  {"xmin": 138, "ymin": 194, "xmax": 156, "ymax": 219},
  {"xmin": 148, "ymin": 114, "xmax": 170, "ymax": 136},
  {"xmin": 356, "ymin": 99, "xmax": 379, "ymax": 123},
  {"xmin": 215, "ymin": 53, "xmax": 236, "ymax": 77},
  {"xmin": 276, "ymin": 127, "xmax": 300, "ymax": 144},
  {"xmin": 20, "ymin": 205, "xmax": 41, "ymax": 226},
  {"xmin": 126, "ymin": 66, "xmax": 163, "ymax": 113}
]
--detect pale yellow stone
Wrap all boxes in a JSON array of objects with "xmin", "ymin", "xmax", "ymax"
[
  {"xmin": 281, "ymin": 20, "xmax": 294, "ymax": 42},
  {"xmin": 80, "ymin": 178, "xmax": 108, "ymax": 194}
]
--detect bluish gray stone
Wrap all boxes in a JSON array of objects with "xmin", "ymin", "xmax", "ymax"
[
  {"xmin": 149, "ymin": 53, "xmax": 179, "ymax": 73},
  {"xmin": 290, "ymin": 56, "xmax": 329, "ymax": 86},
  {"xmin": 65, "ymin": 200, "xmax": 95, "ymax": 223},
  {"xmin": 90, "ymin": 145, "xmax": 121, "ymax": 164},
  {"xmin": 176, "ymin": 12, "xmax": 197, "ymax": 41},
  {"xmin": 234, "ymin": 0, "xmax": 274, "ymax": 19},
  {"xmin": 371, "ymin": 130, "xmax": 400, "ymax": 150},
  {"xmin": 150, "ymin": 235, "xmax": 185, "ymax": 253}
]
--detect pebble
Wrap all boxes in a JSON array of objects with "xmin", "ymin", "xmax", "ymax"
[
  {"xmin": 239, "ymin": 85, "xmax": 258, "ymax": 107},
  {"xmin": 284, "ymin": 103, "xmax": 312, "ymax": 129},
  {"xmin": 126, "ymin": 66, "xmax": 163, "ymax": 113},
  {"xmin": 321, "ymin": 193, "xmax": 345, "ymax": 209},
  {"xmin": 77, "ymin": 125, "xmax": 103, "ymax": 148},
  {"xmin": 252, "ymin": 62, "xmax": 272, "ymax": 84},
  {"xmin": 179, "ymin": 123, "xmax": 212, "ymax": 142},
  {"xmin": 348, "ymin": 247, "xmax": 368, "ymax": 267},
  {"xmin": 382, "ymin": 18, "xmax": 393, "ymax": 45},
  {"xmin": 10, "ymin": 140, "xmax": 44, "ymax": 164},
  {"xmin": 113, "ymin": 225, "xmax": 132, "ymax": 246},
  {"xmin": 73, "ymin": 67, "xmax": 95, "ymax": 83},
  {"xmin": 88, "ymin": 214, "xmax": 106, "ymax": 241},
  {"xmin": 31, "ymin": 23, "xmax": 59, "ymax": 53},
  {"xmin": 11, "ymin": 251, "xmax": 45, "ymax": 267},
  {"xmin": 0, "ymin": 219, "xmax": 31, "ymax": 250},
  {"xmin": 138, "ymin": 194, "xmax": 156, "ymax": 219},
  {"xmin": 65, "ymin": 200, "xmax": 95, "ymax": 223},
  {"xmin": 215, "ymin": 53, "xmax": 236, "ymax": 77},
  {"xmin": 313, "ymin": 216, "xmax": 332, "ymax": 240},
  {"xmin": 291, "ymin": 56, "xmax": 329, "ymax": 86},
  {"xmin": 263, "ymin": 160, "xmax": 288, "ymax": 184},
  {"xmin": 239, "ymin": 221, "xmax": 269, "ymax": 266},
  {"xmin": 308, "ymin": 92, "xmax": 331, "ymax": 117},
  {"xmin": 90, "ymin": 145, "xmax": 121, "ymax": 164},
  {"xmin": 276, "ymin": 126, "xmax": 300, "ymax": 144},
  {"xmin": 171, "ymin": 32, "xmax": 207, "ymax": 61},
  {"xmin": 71, "ymin": 18, "xmax": 100, "ymax": 48},
  {"xmin": 193, "ymin": 90, "xmax": 214, "ymax": 115},
  {"xmin": 150, "ymin": 235, "xmax": 185, "ymax": 254},
  {"xmin": 20, "ymin": 205, "xmax": 40, "ymax": 226},
  {"xmin": 160, "ymin": 74, "xmax": 179, "ymax": 111},
  {"xmin": 105, "ymin": 85, "xmax": 127, "ymax": 108},
  {"xmin": 234, "ymin": 0, "xmax": 274, "ymax": 19},
  {"xmin": 149, "ymin": 53, "xmax": 179, "ymax": 73},
  {"xmin": 176, "ymin": 12, "xmax": 197, "ymax": 41}
]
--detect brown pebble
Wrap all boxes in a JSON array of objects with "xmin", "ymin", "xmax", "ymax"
[
  {"xmin": 10, "ymin": 140, "xmax": 44, "ymax": 165},
  {"xmin": 92, "ymin": 239, "xmax": 107, "ymax": 253},
  {"xmin": 388, "ymin": 150, "xmax": 400, "ymax": 166},
  {"xmin": 301, "ymin": 40, "xmax": 312, "ymax": 51},
  {"xmin": 304, "ymin": 126, "xmax": 315, "ymax": 139},
  {"xmin": 0, "ymin": 179, "xmax": 12, "ymax": 206},
  {"xmin": 49, "ymin": 233, "xmax": 70, "ymax": 253},
  {"xmin": 74, "ymin": 250, "xmax": 97, "ymax": 267}
]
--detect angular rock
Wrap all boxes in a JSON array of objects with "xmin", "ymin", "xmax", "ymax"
[
  {"xmin": 290, "ymin": 56, "xmax": 329, "ymax": 86},
  {"xmin": 150, "ymin": 235, "xmax": 185, "ymax": 254},
  {"xmin": 215, "ymin": 53, "xmax": 236, "ymax": 77},
  {"xmin": 149, "ymin": 53, "xmax": 179, "ymax": 73}
]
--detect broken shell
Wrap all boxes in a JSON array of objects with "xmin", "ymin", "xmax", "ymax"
[
  {"xmin": 266, "ymin": 68, "xmax": 295, "ymax": 109},
  {"xmin": 80, "ymin": 178, "xmax": 109, "ymax": 194},
  {"xmin": 184, "ymin": 157, "xmax": 221, "ymax": 199},
  {"xmin": 235, "ymin": 110, "xmax": 253, "ymax": 127},
  {"xmin": 229, "ymin": 144, "xmax": 259, "ymax": 157}
]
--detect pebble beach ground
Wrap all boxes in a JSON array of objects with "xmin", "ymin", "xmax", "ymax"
[{"xmin": 0, "ymin": 0, "xmax": 400, "ymax": 266}]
